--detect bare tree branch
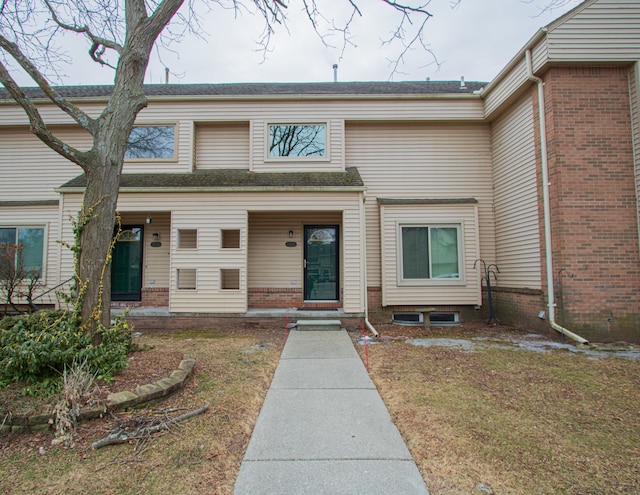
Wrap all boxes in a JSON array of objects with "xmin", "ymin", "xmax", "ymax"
[
  {"xmin": 0, "ymin": 59, "xmax": 89, "ymax": 169},
  {"xmin": 0, "ymin": 33, "xmax": 95, "ymax": 131},
  {"xmin": 43, "ymin": 0, "xmax": 124, "ymax": 66}
]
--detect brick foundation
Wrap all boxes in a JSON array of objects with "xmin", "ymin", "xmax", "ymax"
[
  {"xmin": 141, "ymin": 287, "xmax": 169, "ymax": 306},
  {"xmin": 248, "ymin": 287, "xmax": 303, "ymax": 308}
]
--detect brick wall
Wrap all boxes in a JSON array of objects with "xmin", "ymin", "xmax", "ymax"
[
  {"xmin": 248, "ymin": 287, "xmax": 303, "ymax": 308},
  {"xmin": 534, "ymin": 66, "xmax": 640, "ymax": 341},
  {"xmin": 141, "ymin": 287, "xmax": 169, "ymax": 306}
]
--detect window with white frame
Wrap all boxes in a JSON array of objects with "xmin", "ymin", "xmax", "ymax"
[
  {"xmin": 267, "ymin": 124, "xmax": 326, "ymax": 158},
  {"xmin": 125, "ymin": 125, "xmax": 175, "ymax": 159},
  {"xmin": 400, "ymin": 225, "xmax": 461, "ymax": 282},
  {"xmin": 0, "ymin": 226, "xmax": 45, "ymax": 277}
]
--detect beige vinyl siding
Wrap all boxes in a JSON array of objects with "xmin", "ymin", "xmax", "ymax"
[
  {"xmin": 379, "ymin": 203, "xmax": 481, "ymax": 306},
  {"xmin": 345, "ymin": 122, "xmax": 495, "ymax": 289},
  {"xmin": 195, "ymin": 122, "xmax": 250, "ymax": 169},
  {"xmin": 60, "ymin": 191, "xmax": 364, "ymax": 313},
  {"xmin": 485, "ymin": 0, "xmax": 640, "ymax": 119},
  {"xmin": 0, "ymin": 204, "xmax": 60, "ymax": 292},
  {"xmin": 248, "ymin": 211, "xmax": 342, "ymax": 289},
  {"xmin": 0, "ymin": 126, "xmax": 89, "ymax": 201},
  {"xmin": 492, "ymin": 95, "xmax": 542, "ymax": 289},
  {"xmin": 0, "ymin": 98, "xmax": 484, "ymax": 128},
  {"xmin": 122, "ymin": 120, "xmax": 193, "ymax": 173},
  {"xmin": 546, "ymin": 0, "xmax": 640, "ymax": 62}
]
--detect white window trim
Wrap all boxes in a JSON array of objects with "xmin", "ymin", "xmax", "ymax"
[
  {"xmin": 264, "ymin": 122, "xmax": 330, "ymax": 162},
  {"xmin": 396, "ymin": 222, "xmax": 466, "ymax": 286},
  {"xmin": 125, "ymin": 123, "xmax": 178, "ymax": 162},
  {"xmin": 0, "ymin": 223, "xmax": 48, "ymax": 284}
]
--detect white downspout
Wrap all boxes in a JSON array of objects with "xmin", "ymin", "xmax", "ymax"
[
  {"xmin": 359, "ymin": 191, "xmax": 379, "ymax": 337},
  {"xmin": 525, "ymin": 50, "xmax": 589, "ymax": 345}
]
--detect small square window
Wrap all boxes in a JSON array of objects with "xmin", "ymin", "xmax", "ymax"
[
  {"xmin": 221, "ymin": 230, "xmax": 240, "ymax": 249},
  {"xmin": 178, "ymin": 229, "xmax": 197, "ymax": 249},
  {"xmin": 177, "ymin": 269, "xmax": 197, "ymax": 290},
  {"xmin": 221, "ymin": 269, "xmax": 240, "ymax": 290}
]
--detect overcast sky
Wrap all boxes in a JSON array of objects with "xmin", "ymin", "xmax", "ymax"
[{"xmin": 46, "ymin": 0, "xmax": 583, "ymax": 87}]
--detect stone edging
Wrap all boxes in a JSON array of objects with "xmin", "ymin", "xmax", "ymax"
[{"xmin": 1, "ymin": 356, "xmax": 196, "ymax": 434}]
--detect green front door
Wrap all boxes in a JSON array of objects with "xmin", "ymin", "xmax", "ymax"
[
  {"xmin": 111, "ymin": 226, "xmax": 143, "ymax": 301},
  {"xmin": 304, "ymin": 225, "xmax": 339, "ymax": 301}
]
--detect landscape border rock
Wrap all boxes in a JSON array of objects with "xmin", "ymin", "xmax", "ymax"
[{"xmin": 1, "ymin": 356, "xmax": 196, "ymax": 435}]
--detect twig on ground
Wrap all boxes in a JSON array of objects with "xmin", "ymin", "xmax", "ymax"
[{"xmin": 91, "ymin": 404, "xmax": 209, "ymax": 450}]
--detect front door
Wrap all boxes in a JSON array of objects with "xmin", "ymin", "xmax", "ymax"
[
  {"xmin": 111, "ymin": 226, "xmax": 143, "ymax": 301},
  {"xmin": 304, "ymin": 225, "xmax": 339, "ymax": 301}
]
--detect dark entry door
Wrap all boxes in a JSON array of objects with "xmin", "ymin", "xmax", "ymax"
[
  {"xmin": 304, "ymin": 225, "xmax": 339, "ymax": 301},
  {"xmin": 111, "ymin": 226, "xmax": 143, "ymax": 301}
]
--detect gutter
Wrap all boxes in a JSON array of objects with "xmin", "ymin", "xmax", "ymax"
[
  {"xmin": 359, "ymin": 190, "xmax": 379, "ymax": 337},
  {"xmin": 525, "ymin": 49, "xmax": 588, "ymax": 345}
]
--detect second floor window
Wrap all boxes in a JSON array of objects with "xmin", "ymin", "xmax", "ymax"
[
  {"xmin": 268, "ymin": 124, "xmax": 326, "ymax": 158},
  {"xmin": 125, "ymin": 125, "xmax": 175, "ymax": 159}
]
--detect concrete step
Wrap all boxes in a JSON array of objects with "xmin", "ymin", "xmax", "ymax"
[{"xmin": 294, "ymin": 319, "xmax": 342, "ymax": 331}]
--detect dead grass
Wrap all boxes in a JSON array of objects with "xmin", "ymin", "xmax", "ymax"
[
  {"xmin": 360, "ymin": 324, "xmax": 640, "ymax": 495},
  {"xmin": 0, "ymin": 327, "xmax": 286, "ymax": 495},
  {"xmin": 2, "ymin": 322, "xmax": 639, "ymax": 494}
]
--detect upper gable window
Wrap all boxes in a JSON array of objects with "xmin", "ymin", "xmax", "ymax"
[
  {"xmin": 267, "ymin": 124, "xmax": 326, "ymax": 159},
  {"xmin": 125, "ymin": 125, "xmax": 175, "ymax": 160}
]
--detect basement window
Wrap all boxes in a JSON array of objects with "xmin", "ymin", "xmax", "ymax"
[
  {"xmin": 392, "ymin": 312, "xmax": 423, "ymax": 326},
  {"xmin": 429, "ymin": 312, "xmax": 460, "ymax": 326}
]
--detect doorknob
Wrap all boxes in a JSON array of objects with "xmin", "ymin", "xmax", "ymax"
[{"xmin": 303, "ymin": 259, "xmax": 307, "ymax": 269}]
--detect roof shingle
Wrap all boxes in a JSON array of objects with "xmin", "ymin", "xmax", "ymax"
[
  {"xmin": 59, "ymin": 167, "xmax": 365, "ymax": 190},
  {"xmin": 1, "ymin": 81, "xmax": 486, "ymax": 101}
]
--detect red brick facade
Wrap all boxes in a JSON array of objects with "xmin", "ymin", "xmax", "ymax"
[{"xmin": 533, "ymin": 66, "xmax": 640, "ymax": 341}]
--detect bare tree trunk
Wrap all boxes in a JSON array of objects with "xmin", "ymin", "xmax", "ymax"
[
  {"xmin": 76, "ymin": 163, "xmax": 120, "ymax": 340},
  {"xmin": 76, "ymin": 45, "xmax": 149, "ymax": 339}
]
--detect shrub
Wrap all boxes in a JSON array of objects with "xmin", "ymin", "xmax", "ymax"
[{"xmin": 0, "ymin": 310, "xmax": 133, "ymax": 392}]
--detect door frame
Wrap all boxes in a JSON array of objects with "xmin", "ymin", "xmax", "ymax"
[
  {"xmin": 303, "ymin": 224, "xmax": 340, "ymax": 302},
  {"xmin": 111, "ymin": 224, "xmax": 144, "ymax": 301}
]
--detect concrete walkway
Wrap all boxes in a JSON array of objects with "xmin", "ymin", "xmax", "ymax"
[{"xmin": 234, "ymin": 329, "xmax": 429, "ymax": 495}]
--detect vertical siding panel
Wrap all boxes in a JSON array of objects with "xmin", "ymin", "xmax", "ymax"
[
  {"xmin": 492, "ymin": 94, "xmax": 542, "ymax": 289},
  {"xmin": 546, "ymin": 0, "xmax": 640, "ymax": 61},
  {"xmin": 195, "ymin": 122, "xmax": 250, "ymax": 169},
  {"xmin": 345, "ymin": 122, "xmax": 495, "ymax": 289},
  {"xmin": 0, "ymin": 126, "xmax": 88, "ymax": 201}
]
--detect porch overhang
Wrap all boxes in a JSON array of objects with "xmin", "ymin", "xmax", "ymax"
[{"xmin": 56, "ymin": 167, "xmax": 366, "ymax": 193}]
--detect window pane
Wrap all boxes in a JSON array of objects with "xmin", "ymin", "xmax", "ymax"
[
  {"xmin": 402, "ymin": 227, "xmax": 429, "ymax": 279},
  {"xmin": 17, "ymin": 228, "xmax": 44, "ymax": 276},
  {"xmin": 269, "ymin": 124, "xmax": 325, "ymax": 157},
  {"xmin": 431, "ymin": 227, "xmax": 459, "ymax": 278},
  {"xmin": 125, "ymin": 125, "xmax": 175, "ymax": 159},
  {"xmin": 0, "ymin": 228, "xmax": 17, "ymax": 275}
]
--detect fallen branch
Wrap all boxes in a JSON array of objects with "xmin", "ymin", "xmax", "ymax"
[{"xmin": 92, "ymin": 404, "xmax": 209, "ymax": 450}]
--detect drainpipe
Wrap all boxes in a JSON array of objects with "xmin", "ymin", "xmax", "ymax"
[
  {"xmin": 525, "ymin": 50, "xmax": 589, "ymax": 345},
  {"xmin": 359, "ymin": 191, "xmax": 379, "ymax": 337}
]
